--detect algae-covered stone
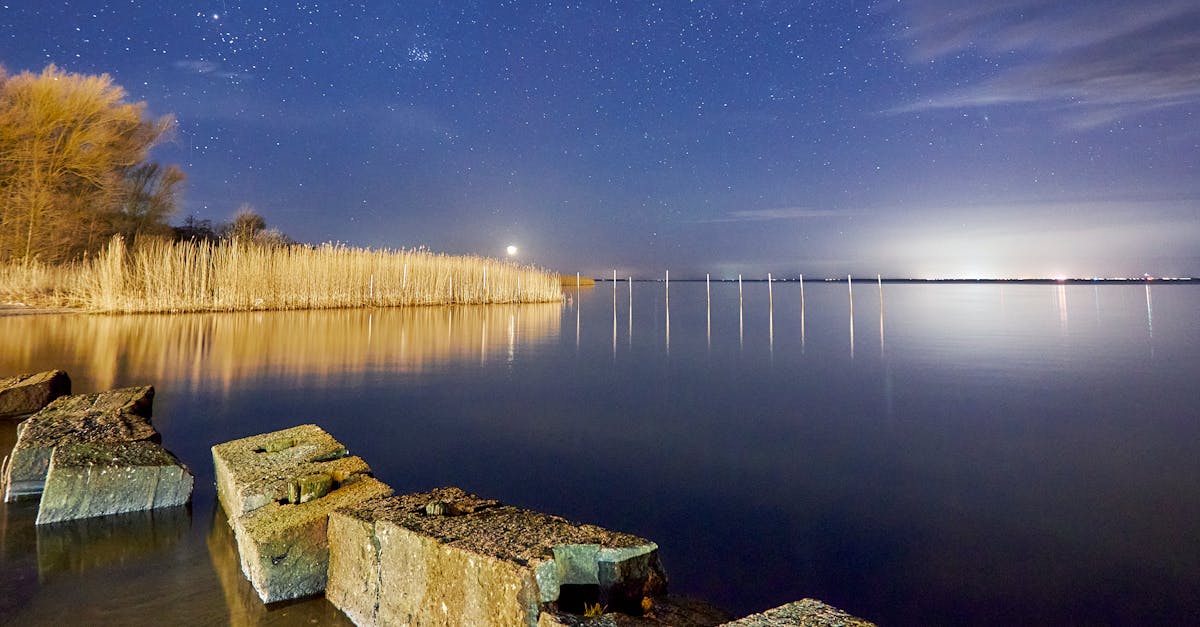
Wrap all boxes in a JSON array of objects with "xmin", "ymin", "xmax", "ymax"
[
  {"xmin": 35, "ymin": 441, "xmax": 193, "ymax": 525},
  {"xmin": 0, "ymin": 370, "xmax": 71, "ymax": 419},
  {"xmin": 720, "ymin": 599, "xmax": 876, "ymax": 627},
  {"xmin": 211, "ymin": 424, "xmax": 362, "ymax": 518},
  {"xmin": 326, "ymin": 487, "xmax": 667, "ymax": 627},
  {"xmin": 233, "ymin": 475, "xmax": 392, "ymax": 603},
  {"xmin": 2, "ymin": 386, "xmax": 156, "ymax": 502}
]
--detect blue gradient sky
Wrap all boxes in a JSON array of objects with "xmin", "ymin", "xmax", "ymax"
[{"xmin": 4, "ymin": 1, "xmax": 1197, "ymax": 278}]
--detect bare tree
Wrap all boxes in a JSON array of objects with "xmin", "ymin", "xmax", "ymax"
[
  {"xmin": 222, "ymin": 204, "xmax": 268, "ymax": 243},
  {"xmin": 0, "ymin": 64, "xmax": 178, "ymax": 262}
]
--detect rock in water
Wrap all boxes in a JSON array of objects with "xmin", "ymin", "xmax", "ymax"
[
  {"xmin": 233, "ymin": 474, "xmax": 392, "ymax": 603},
  {"xmin": 35, "ymin": 441, "xmax": 193, "ymax": 524},
  {"xmin": 326, "ymin": 486, "xmax": 667, "ymax": 627},
  {"xmin": 0, "ymin": 370, "xmax": 71, "ymax": 419},
  {"xmin": 2, "ymin": 386, "xmax": 156, "ymax": 502},
  {"xmin": 211, "ymin": 424, "xmax": 392, "ymax": 603}
]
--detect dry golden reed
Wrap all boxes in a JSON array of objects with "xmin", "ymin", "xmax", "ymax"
[{"xmin": 1, "ymin": 236, "xmax": 562, "ymax": 313}]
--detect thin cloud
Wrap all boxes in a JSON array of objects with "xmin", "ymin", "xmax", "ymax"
[
  {"xmin": 887, "ymin": 0, "xmax": 1200, "ymax": 127},
  {"xmin": 173, "ymin": 59, "xmax": 252, "ymax": 82}
]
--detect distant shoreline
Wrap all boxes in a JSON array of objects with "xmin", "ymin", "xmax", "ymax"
[{"xmin": 592, "ymin": 277, "xmax": 1198, "ymax": 285}]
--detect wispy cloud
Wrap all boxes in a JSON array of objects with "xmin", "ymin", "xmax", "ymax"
[
  {"xmin": 172, "ymin": 59, "xmax": 252, "ymax": 82},
  {"xmin": 695, "ymin": 207, "xmax": 852, "ymax": 223},
  {"xmin": 887, "ymin": 0, "xmax": 1200, "ymax": 127}
]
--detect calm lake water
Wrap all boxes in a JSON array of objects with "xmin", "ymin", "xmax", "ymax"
[{"xmin": 2, "ymin": 282, "xmax": 1199, "ymax": 626}]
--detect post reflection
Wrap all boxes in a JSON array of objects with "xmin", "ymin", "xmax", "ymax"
[
  {"xmin": 1145, "ymin": 284, "xmax": 1154, "ymax": 356},
  {"xmin": 848, "ymin": 275, "xmax": 855, "ymax": 359},
  {"xmin": 800, "ymin": 274, "xmax": 806, "ymax": 352},
  {"xmin": 878, "ymin": 275, "xmax": 885, "ymax": 353}
]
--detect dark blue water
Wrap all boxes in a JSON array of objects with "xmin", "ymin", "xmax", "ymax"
[{"xmin": 2, "ymin": 283, "xmax": 1198, "ymax": 625}]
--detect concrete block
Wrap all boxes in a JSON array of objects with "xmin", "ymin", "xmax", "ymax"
[
  {"xmin": 0, "ymin": 370, "xmax": 71, "ymax": 419},
  {"xmin": 2, "ymin": 386, "xmax": 156, "ymax": 502},
  {"xmin": 35, "ymin": 441, "xmax": 193, "ymax": 525},
  {"xmin": 212, "ymin": 424, "xmax": 392, "ymax": 604},
  {"xmin": 211, "ymin": 423, "xmax": 363, "ymax": 518},
  {"xmin": 721, "ymin": 599, "xmax": 876, "ymax": 627},
  {"xmin": 326, "ymin": 487, "xmax": 667, "ymax": 627},
  {"xmin": 233, "ymin": 474, "xmax": 393, "ymax": 603}
]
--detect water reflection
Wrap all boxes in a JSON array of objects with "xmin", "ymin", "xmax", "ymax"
[
  {"xmin": 800, "ymin": 275, "xmax": 806, "ymax": 351},
  {"xmin": 878, "ymin": 276, "xmax": 885, "ymax": 353},
  {"xmin": 848, "ymin": 276, "xmax": 855, "ymax": 360},
  {"xmin": 37, "ymin": 507, "xmax": 190, "ymax": 581},
  {"xmin": 0, "ymin": 304, "xmax": 560, "ymax": 392}
]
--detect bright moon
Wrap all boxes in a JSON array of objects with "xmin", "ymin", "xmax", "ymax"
[{"xmin": 506, "ymin": 245, "xmax": 518, "ymax": 256}]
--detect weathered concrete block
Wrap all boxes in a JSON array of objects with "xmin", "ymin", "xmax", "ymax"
[
  {"xmin": 326, "ymin": 487, "xmax": 667, "ymax": 627},
  {"xmin": 720, "ymin": 599, "xmax": 876, "ymax": 627},
  {"xmin": 35, "ymin": 441, "xmax": 193, "ymax": 525},
  {"xmin": 233, "ymin": 475, "xmax": 393, "ymax": 603},
  {"xmin": 0, "ymin": 370, "xmax": 71, "ymax": 419},
  {"xmin": 2, "ymin": 386, "xmax": 156, "ymax": 502},
  {"xmin": 212, "ymin": 424, "xmax": 392, "ymax": 604},
  {"xmin": 212, "ymin": 423, "xmax": 364, "ymax": 518}
]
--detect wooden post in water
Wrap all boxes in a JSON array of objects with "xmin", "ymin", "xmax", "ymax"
[
  {"xmin": 800, "ymin": 273, "xmax": 806, "ymax": 350},
  {"xmin": 665, "ymin": 270, "xmax": 670, "ymax": 353},
  {"xmin": 847, "ymin": 274, "xmax": 853, "ymax": 316}
]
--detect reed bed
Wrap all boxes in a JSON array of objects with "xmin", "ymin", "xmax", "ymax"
[{"xmin": 1, "ymin": 236, "xmax": 562, "ymax": 313}]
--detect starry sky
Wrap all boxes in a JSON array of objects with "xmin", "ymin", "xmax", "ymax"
[{"xmin": 4, "ymin": 1, "xmax": 1198, "ymax": 278}]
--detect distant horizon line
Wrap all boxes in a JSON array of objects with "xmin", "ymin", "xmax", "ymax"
[{"xmin": 585, "ymin": 276, "xmax": 1197, "ymax": 284}]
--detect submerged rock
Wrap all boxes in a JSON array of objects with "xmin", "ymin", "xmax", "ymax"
[
  {"xmin": 0, "ymin": 370, "xmax": 71, "ymax": 419},
  {"xmin": 326, "ymin": 486, "xmax": 667, "ymax": 627},
  {"xmin": 35, "ymin": 441, "xmax": 193, "ymax": 525},
  {"xmin": 2, "ymin": 386, "xmax": 156, "ymax": 502}
]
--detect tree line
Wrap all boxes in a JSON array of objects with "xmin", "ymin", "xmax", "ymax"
[{"xmin": 0, "ymin": 64, "xmax": 283, "ymax": 264}]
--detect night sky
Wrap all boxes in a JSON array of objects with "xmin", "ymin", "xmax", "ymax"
[{"xmin": 4, "ymin": 1, "xmax": 1198, "ymax": 278}]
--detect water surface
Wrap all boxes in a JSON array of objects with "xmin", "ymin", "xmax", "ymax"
[{"xmin": 1, "ymin": 283, "xmax": 1198, "ymax": 625}]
